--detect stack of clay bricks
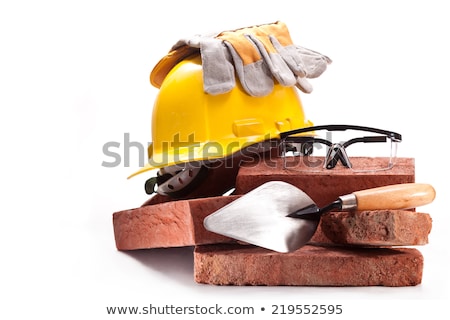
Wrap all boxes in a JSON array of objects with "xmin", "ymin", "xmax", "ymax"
[{"xmin": 113, "ymin": 157, "xmax": 432, "ymax": 286}]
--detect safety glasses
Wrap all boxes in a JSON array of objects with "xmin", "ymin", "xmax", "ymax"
[{"xmin": 280, "ymin": 124, "xmax": 402, "ymax": 172}]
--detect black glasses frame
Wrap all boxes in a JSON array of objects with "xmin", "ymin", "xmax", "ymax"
[{"xmin": 280, "ymin": 124, "xmax": 402, "ymax": 170}]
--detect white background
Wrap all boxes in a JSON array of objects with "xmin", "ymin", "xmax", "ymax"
[{"xmin": 1, "ymin": 0, "xmax": 449, "ymax": 319}]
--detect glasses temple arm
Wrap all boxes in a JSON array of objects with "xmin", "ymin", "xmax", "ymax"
[
  {"xmin": 342, "ymin": 136, "xmax": 387, "ymax": 148},
  {"xmin": 280, "ymin": 125, "xmax": 402, "ymax": 142}
]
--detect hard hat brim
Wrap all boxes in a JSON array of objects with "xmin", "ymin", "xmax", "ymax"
[
  {"xmin": 150, "ymin": 46, "xmax": 199, "ymax": 88},
  {"xmin": 127, "ymin": 135, "xmax": 275, "ymax": 179}
]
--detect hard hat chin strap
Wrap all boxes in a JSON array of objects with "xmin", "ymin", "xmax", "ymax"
[{"xmin": 145, "ymin": 162, "xmax": 210, "ymax": 199}]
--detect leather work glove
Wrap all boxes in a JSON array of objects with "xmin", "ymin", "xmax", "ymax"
[
  {"xmin": 169, "ymin": 34, "xmax": 237, "ymax": 95},
  {"xmin": 159, "ymin": 31, "xmax": 276, "ymax": 96},
  {"xmin": 217, "ymin": 22, "xmax": 332, "ymax": 94},
  {"xmin": 219, "ymin": 23, "xmax": 299, "ymax": 94},
  {"xmin": 150, "ymin": 21, "xmax": 331, "ymax": 96},
  {"xmin": 217, "ymin": 27, "xmax": 279, "ymax": 96},
  {"xmin": 242, "ymin": 21, "xmax": 332, "ymax": 93}
]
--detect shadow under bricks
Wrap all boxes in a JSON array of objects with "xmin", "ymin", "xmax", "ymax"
[{"xmin": 122, "ymin": 246, "xmax": 195, "ymax": 284}]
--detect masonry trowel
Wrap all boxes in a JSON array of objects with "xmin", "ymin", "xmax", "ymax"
[{"xmin": 203, "ymin": 181, "xmax": 435, "ymax": 253}]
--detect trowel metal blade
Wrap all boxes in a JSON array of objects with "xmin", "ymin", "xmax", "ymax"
[{"xmin": 203, "ymin": 181, "xmax": 319, "ymax": 253}]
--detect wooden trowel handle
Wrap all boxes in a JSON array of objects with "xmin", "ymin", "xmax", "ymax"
[{"xmin": 353, "ymin": 183, "xmax": 436, "ymax": 210}]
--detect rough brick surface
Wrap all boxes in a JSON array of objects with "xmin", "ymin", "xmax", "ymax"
[
  {"xmin": 194, "ymin": 244, "xmax": 423, "ymax": 286},
  {"xmin": 312, "ymin": 210, "xmax": 432, "ymax": 246},
  {"xmin": 236, "ymin": 157, "xmax": 415, "ymax": 207},
  {"xmin": 113, "ymin": 196, "xmax": 239, "ymax": 250}
]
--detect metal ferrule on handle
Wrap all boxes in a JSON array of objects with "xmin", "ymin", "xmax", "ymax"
[{"xmin": 339, "ymin": 194, "xmax": 358, "ymax": 210}]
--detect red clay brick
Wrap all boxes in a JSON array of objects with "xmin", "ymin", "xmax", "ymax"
[
  {"xmin": 312, "ymin": 210, "xmax": 432, "ymax": 246},
  {"xmin": 194, "ymin": 244, "xmax": 423, "ymax": 286},
  {"xmin": 236, "ymin": 157, "xmax": 415, "ymax": 207},
  {"xmin": 113, "ymin": 200, "xmax": 432, "ymax": 250},
  {"xmin": 113, "ymin": 196, "xmax": 239, "ymax": 250}
]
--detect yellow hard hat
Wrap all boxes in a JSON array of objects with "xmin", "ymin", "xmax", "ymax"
[{"xmin": 129, "ymin": 55, "xmax": 312, "ymax": 178}]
